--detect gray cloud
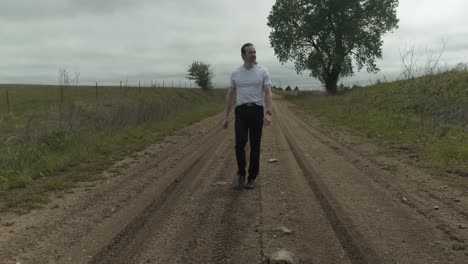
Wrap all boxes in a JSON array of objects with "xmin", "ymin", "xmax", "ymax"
[
  {"xmin": 1, "ymin": 0, "xmax": 467, "ymax": 89},
  {"xmin": 0, "ymin": 0, "xmax": 150, "ymax": 21}
]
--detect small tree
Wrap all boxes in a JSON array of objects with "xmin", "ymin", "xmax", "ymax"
[
  {"xmin": 186, "ymin": 61, "xmax": 214, "ymax": 90},
  {"xmin": 285, "ymin": 85, "xmax": 292, "ymax": 91},
  {"xmin": 294, "ymin": 86, "xmax": 299, "ymax": 91}
]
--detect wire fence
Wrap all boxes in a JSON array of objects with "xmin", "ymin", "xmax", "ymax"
[{"xmin": 0, "ymin": 81, "xmax": 224, "ymax": 146}]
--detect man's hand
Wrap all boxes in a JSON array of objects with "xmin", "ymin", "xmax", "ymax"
[
  {"xmin": 223, "ymin": 117, "xmax": 229, "ymax": 129},
  {"xmin": 264, "ymin": 113, "xmax": 271, "ymax": 126}
]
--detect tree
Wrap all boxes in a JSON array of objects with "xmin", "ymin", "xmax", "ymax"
[
  {"xmin": 285, "ymin": 85, "xmax": 292, "ymax": 91},
  {"xmin": 267, "ymin": 0, "xmax": 399, "ymax": 95},
  {"xmin": 186, "ymin": 61, "xmax": 214, "ymax": 90},
  {"xmin": 294, "ymin": 86, "xmax": 299, "ymax": 91}
]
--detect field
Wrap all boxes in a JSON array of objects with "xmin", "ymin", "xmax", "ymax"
[
  {"xmin": 285, "ymin": 69, "xmax": 468, "ymax": 178},
  {"xmin": 1, "ymin": 94, "xmax": 467, "ymax": 263},
  {"xmin": 0, "ymin": 72, "xmax": 467, "ymax": 263},
  {"xmin": 0, "ymin": 85, "xmax": 225, "ymax": 209}
]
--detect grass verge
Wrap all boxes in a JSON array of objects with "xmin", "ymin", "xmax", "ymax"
[
  {"xmin": 284, "ymin": 70, "xmax": 468, "ymax": 182},
  {"xmin": 0, "ymin": 100, "xmax": 223, "ymax": 212}
]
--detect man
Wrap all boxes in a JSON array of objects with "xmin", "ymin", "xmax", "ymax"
[{"xmin": 223, "ymin": 43, "xmax": 273, "ymax": 190}]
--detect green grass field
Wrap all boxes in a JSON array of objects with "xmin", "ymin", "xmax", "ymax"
[
  {"xmin": 285, "ymin": 70, "xmax": 468, "ymax": 179},
  {"xmin": 0, "ymin": 85, "xmax": 226, "ymax": 211}
]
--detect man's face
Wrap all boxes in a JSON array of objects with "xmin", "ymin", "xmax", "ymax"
[{"xmin": 242, "ymin": 45, "xmax": 256, "ymax": 63}]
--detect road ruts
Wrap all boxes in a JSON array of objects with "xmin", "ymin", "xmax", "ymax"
[
  {"xmin": 89, "ymin": 122, "xmax": 266, "ymax": 264},
  {"xmin": 0, "ymin": 115, "xmax": 231, "ymax": 264},
  {"xmin": 89, "ymin": 126, "xmax": 233, "ymax": 263},
  {"xmin": 133, "ymin": 137, "xmax": 264, "ymax": 264},
  {"xmin": 4, "ymin": 96, "xmax": 466, "ymax": 264},
  {"xmin": 271, "ymin": 96, "xmax": 467, "ymax": 264},
  {"xmin": 277, "ymin": 118, "xmax": 380, "ymax": 264}
]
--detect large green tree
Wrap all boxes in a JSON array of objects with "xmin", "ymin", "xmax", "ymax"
[
  {"xmin": 186, "ymin": 61, "xmax": 214, "ymax": 90},
  {"xmin": 267, "ymin": 0, "xmax": 399, "ymax": 94}
]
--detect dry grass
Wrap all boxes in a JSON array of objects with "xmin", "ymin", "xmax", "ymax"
[
  {"xmin": 286, "ymin": 69, "xmax": 468, "ymax": 178},
  {"xmin": 0, "ymin": 85, "xmax": 225, "ymax": 210}
]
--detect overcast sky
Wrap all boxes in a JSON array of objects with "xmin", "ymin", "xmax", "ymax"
[{"xmin": 1, "ymin": 0, "xmax": 467, "ymax": 89}]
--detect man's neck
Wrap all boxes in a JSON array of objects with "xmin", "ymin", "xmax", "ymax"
[{"xmin": 243, "ymin": 62, "xmax": 255, "ymax": 70}]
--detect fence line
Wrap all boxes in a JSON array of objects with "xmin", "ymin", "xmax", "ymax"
[
  {"xmin": 6, "ymin": 89, "xmax": 10, "ymax": 113},
  {"xmin": 0, "ymin": 80, "xmax": 201, "ymax": 117},
  {"xmin": 0, "ymin": 82, "xmax": 222, "ymax": 146}
]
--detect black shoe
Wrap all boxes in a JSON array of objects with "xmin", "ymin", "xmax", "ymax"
[
  {"xmin": 245, "ymin": 180, "xmax": 255, "ymax": 190},
  {"xmin": 235, "ymin": 174, "xmax": 245, "ymax": 190}
]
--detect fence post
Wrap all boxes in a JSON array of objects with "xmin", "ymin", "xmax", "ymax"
[
  {"xmin": 6, "ymin": 89, "xmax": 10, "ymax": 113},
  {"xmin": 120, "ymin": 80, "xmax": 122, "ymax": 96},
  {"xmin": 95, "ymin": 82, "xmax": 98, "ymax": 100},
  {"xmin": 139, "ymin": 80, "xmax": 141, "ymax": 93},
  {"xmin": 59, "ymin": 84, "xmax": 64, "ymax": 128}
]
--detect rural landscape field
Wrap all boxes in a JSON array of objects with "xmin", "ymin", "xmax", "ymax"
[
  {"xmin": 1, "ymin": 72, "xmax": 467, "ymax": 263},
  {"xmin": 1, "ymin": 0, "xmax": 467, "ymax": 263}
]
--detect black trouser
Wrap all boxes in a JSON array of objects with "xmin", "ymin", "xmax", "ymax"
[{"xmin": 235, "ymin": 104, "xmax": 264, "ymax": 181}]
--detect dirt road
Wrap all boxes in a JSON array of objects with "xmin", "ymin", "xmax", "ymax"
[{"xmin": 1, "ymin": 96, "xmax": 467, "ymax": 264}]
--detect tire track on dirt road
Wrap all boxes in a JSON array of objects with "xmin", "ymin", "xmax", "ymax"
[
  {"xmin": 255, "ymin": 108, "xmax": 353, "ymax": 264},
  {"xmin": 139, "ymin": 135, "xmax": 241, "ymax": 264},
  {"xmin": 278, "ymin": 119, "xmax": 380, "ymax": 264},
  {"xmin": 132, "ymin": 130, "xmax": 264, "ymax": 264},
  {"xmin": 4, "ymin": 98, "xmax": 466, "ymax": 264},
  {"xmin": 0, "ymin": 116, "xmax": 224, "ymax": 264},
  {"xmin": 274, "ymin": 97, "xmax": 468, "ymax": 263},
  {"xmin": 289, "ymin": 105, "xmax": 468, "ymax": 243},
  {"xmin": 262, "ymin": 99, "xmax": 376, "ymax": 263},
  {"xmin": 89, "ymin": 125, "xmax": 230, "ymax": 263}
]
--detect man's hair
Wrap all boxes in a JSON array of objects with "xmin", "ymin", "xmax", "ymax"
[{"xmin": 241, "ymin": 43, "xmax": 254, "ymax": 55}]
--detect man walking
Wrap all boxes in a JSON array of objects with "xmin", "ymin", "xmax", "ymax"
[{"xmin": 223, "ymin": 43, "xmax": 273, "ymax": 190}]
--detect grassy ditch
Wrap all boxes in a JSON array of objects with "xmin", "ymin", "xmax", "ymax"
[
  {"xmin": 285, "ymin": 70, "xmax": 468, "ymax": 179},
  {"xmin": 0, "ymin": 85, "xmax": 225, "ymax": 211}
]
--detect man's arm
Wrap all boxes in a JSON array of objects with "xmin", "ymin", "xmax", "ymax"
[
  {"xmin": 263, "ymin": 84, "xmax": 272, "ymax": 126},
  {"xmin": 223, "ymin": 87, "xmax": 235, "ymax": 129}
]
